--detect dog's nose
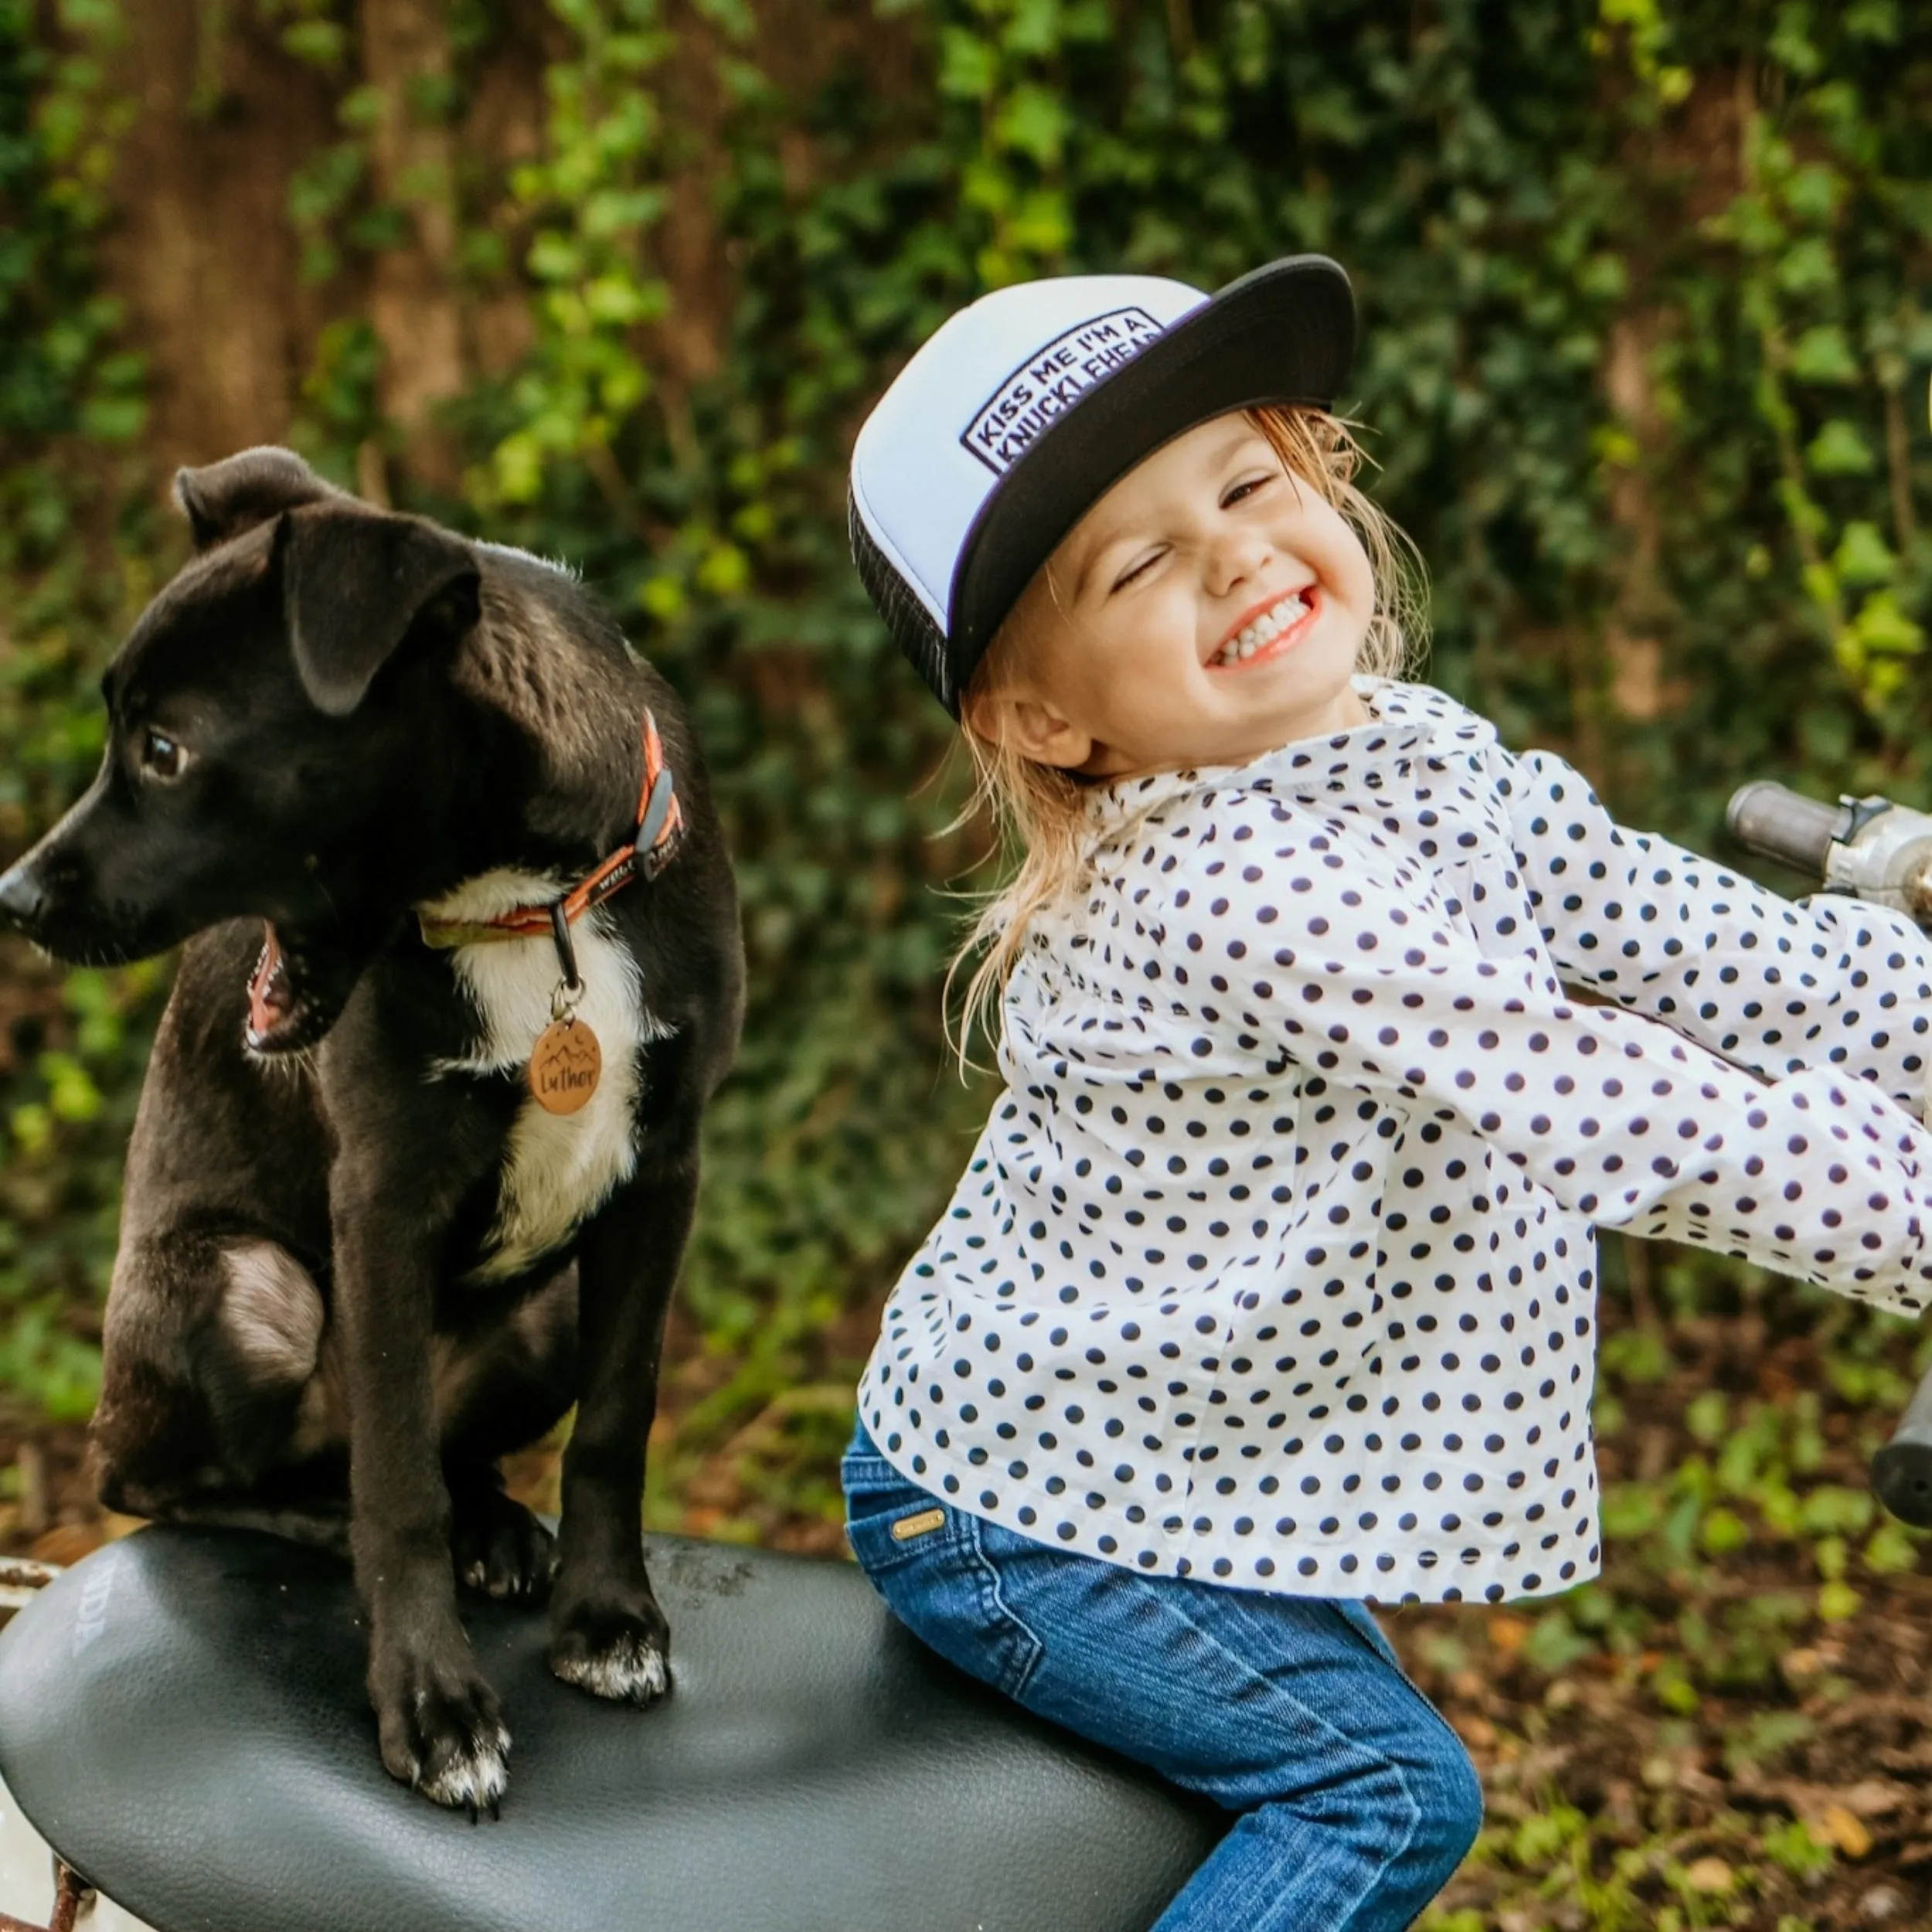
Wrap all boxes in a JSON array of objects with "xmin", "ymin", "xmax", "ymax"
[{"xmin": 0, "ymin": 861, "xmax": 46, "ymax": 931}]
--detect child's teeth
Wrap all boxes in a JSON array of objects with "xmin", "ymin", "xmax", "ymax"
[{"xmin": 1219, "ymin": 590, "xmax": 1309, "ymax": 665}]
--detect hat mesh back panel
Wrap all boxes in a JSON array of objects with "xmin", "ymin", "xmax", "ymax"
[{"xmin": 848, "ymin": 485, "xmax": 959, "ymax": 717}]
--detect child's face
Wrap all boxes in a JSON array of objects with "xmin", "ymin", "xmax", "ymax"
[{"xmin": 964, "ymin": 412, "xmax": 1376, "ymax": 776}]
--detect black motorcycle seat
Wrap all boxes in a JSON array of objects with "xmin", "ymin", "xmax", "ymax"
[{"xmin": 0, "ymin": 1527, "xmax": 1222, "ymax": 1932}]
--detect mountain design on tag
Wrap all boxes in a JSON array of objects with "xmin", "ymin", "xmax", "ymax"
[
  {"xmin": 528, "ymin": 1017, "xmax": 603, "ymax": 1115},
  {"xmin": 546, "ymin": 1029, "xmax": 597, "ymax": 1071}
]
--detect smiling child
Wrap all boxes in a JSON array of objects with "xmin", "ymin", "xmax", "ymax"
[{"xmin": 839, "ymin": 257, "xmax": 1932, "ymax": 1930}]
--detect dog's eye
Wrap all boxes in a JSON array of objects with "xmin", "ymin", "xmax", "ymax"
[{"xmin": 139, "ymin": 729, "xmax": 189, "ymax": 781}]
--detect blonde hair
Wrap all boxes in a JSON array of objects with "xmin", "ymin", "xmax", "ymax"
[{"xmin": 943, "ymin": 403, "xmax": 1427, "ymax": 1068}]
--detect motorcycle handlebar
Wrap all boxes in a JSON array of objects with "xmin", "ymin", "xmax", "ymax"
[{"xmin": 1727, "ymin": 779, "xmax": 1932, "ymax": 1528}]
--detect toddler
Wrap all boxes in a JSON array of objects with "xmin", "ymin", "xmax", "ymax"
[{"xmin": 841, "ymin": 255, "xmax": 1932, "ymax": 1929}]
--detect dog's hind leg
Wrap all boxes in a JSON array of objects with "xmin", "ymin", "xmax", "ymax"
[
  {"xmin": 130, "ymin": 1486, "xmax": 355, "ymax": 1559},
  {"xmin": 438, "ymin": 1268, "xmax": 577, "ymax": 1604},
  {"xmin": 446, "ymin": 1467, "xmax": 557, "ymax": 1603},
  {"xmin": 93, "ymin": 1230, "xmax": 347, "ymax": 1547}
]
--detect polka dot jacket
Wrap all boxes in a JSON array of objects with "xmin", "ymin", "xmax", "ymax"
[{"xmin": 857, "ymin": 679, "xmax": 1932, "ymax": 1605}]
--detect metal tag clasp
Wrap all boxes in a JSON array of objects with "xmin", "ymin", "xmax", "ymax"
[{"xmin": 889, "ymin": 1508, "xmax": 946, "ymax": 1543}]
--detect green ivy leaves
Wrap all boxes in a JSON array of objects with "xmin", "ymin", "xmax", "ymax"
[
  {"xmin": 488, "ymin": 2, "xmax": 675, "ymax": 508},
  {"xmin": 1708, "ymin": 17, "xmax": 1928, "ymax": 710}
]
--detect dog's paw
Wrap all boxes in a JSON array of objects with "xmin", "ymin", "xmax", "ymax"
[
  {"xmin": 549, "ymin": 1597, "xmax": 671, "ymax": 1705},
  {"xmin": 373, "ymin": 1653, "xmax": 511, "ymax": 1816},
  {"xmin": 451, "ymin": 1485, "xmax": 558, "ymax": 1605},
  {"xmin": 417, "ymin": 1715, "xmax": 511, "ymax": 1816}
]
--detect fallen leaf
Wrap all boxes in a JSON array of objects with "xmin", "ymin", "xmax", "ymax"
[
  {"xmin": 28, "ymin": 1522, "xmax": 102, "ymax": 1566},
  {"xmin": 1488, "ymin": 1613, "xmax": 1530, "ymax": 1652},
  {"xmin": 1820, "ymin": 1803, "xmax": 1874, "ymax": 1859},
  {"xmin": 1683, "ymin": 1856, "xmax": 1733, "ymax": 1895}
]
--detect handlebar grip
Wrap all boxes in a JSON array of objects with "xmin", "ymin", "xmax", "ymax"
[
  {"xmin": 1726, "ymin": 782, "xmax": 1852, "ymax": 875},
  {"xmin": 1872, "ymin": 1364, "xmax": 1932, "ymax": 1528}
]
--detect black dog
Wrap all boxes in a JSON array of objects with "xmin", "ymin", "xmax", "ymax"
[{"xmin": 0, "ymin": 449, "xmax": 743, "ymax": 1811}]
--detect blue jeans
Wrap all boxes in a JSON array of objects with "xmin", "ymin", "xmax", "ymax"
[{"xmin": 842, "ymin": 1420, "xmax": 1482, "ymax": 1931}]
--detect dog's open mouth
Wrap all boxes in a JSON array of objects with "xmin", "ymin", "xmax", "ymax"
[
  {"xmin": 246, "ymin": 923, "xmax": 311, "ymax": 1054},
  {"xmin": 242, "ymin": 920, "xmax": 364, "ymax": 1057}
]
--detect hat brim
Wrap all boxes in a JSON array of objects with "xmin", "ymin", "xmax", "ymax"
[{"xmin": 945, "ymin": 254, "xmax": 1355, "ymax": 714}]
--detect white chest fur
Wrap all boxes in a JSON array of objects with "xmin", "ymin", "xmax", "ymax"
[{"xmin": 420, "ymin": 869, "xmax": 669, "ymax": 1282}]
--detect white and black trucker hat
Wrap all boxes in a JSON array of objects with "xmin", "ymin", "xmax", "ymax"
[{"xmin": 848, "ymin": 253, "xmax": 1355, "ymax": 715}]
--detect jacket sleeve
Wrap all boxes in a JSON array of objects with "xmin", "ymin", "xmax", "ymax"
[
  {"xmin": 1148, "ymin": 799, "xmax": 1932, "ymax": 1315},
  {"xmin": 1495, "ymin": 745, "xmax": 1932, "ymax": 1119}
]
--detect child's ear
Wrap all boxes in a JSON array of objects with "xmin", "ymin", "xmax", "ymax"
[{"xmin": 962, "ymin": 685, "xmax": 1095, "ymax": 770}]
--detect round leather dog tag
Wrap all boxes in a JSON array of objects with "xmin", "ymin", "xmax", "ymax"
[{"xmin": 529, "ymin": 1018, "xmax": 601, "ymax": 1114}]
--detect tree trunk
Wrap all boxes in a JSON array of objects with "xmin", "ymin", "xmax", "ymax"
[{"xmin": 358, "ymin": 0, "xmax": 464, "ymax": 496}]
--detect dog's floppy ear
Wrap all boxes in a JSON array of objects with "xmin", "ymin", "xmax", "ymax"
[
  {"xmin": 277, "ymin": 504, "xmax": 481, "ymax": 718},
  {"xmin": 174, "ymin": 447, "xmax": 349, "ymax": 552}
]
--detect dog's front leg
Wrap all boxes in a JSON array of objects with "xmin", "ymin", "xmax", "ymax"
[
  {"xmin": 547, "ymin": 1142, "xmax": 696, "ymax": 1702},
  {"xmin": 333, "ymin": 1160, "xmax": 509, "ymax": 1811}
]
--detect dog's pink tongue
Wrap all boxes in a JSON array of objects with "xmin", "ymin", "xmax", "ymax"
[{"xmin": 248, "ymin": 923, "xmax": 287, "ymax": 1039}]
